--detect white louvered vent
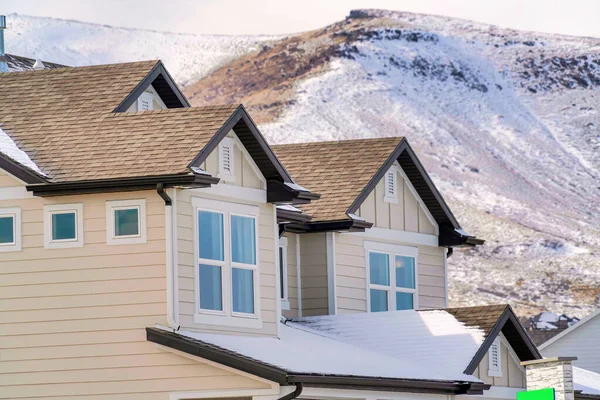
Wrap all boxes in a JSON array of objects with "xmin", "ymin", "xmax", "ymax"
[
  {"xmin": 137, "ymin": 92, "xmax": 154, "ymax": 111},
  {"xmin": 488, "ymin": 338, "xmax": 502, "ymax": 376},
  {"xmin": 218, "ymin": 137, "xmax": 235, "ymax": 181},
  {"xmin": 384, "ymin": 169, "xmax": 398, "ymax": 202}
]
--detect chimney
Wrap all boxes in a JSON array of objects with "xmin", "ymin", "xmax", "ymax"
[
  {"xmin": 521, "ymin": 357, "xmax": 577, "ymax": 400},
  {"xmin": 0, "ymin": 15, "xmax": 7, "ymax": 73}
]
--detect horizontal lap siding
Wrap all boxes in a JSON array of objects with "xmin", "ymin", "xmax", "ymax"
[
  {"xmin": 176, "ymin": 189, "xmax": 278, "ymax": 336},
  {"xmin": 0, "ymin": 189, "xmax": 268, "ymax": 398},
  {"xmin": 283, "ymin": 233, "xmax": 299, "ymax": 318},
  {"xmin": 335, "ymin": 232, "xmax": 446, "ymax": 313}
]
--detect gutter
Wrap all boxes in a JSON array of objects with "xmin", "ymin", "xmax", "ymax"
[
  {"xmin": 278, "ymin": 383, "xmax": 303, "ymax": 400},
  {"xmin": 157, "ymin": 184, "xmax": 179, "ymax": 330}
]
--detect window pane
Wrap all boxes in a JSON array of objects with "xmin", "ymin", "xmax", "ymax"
[
  {"xmin": 396, "ymin": 292, "xmax": 414, "ymax": 310},
  {"xmin": 369, "ymin": 252, "xmax": 389, "ymax": 286},
  {"xmin": 52, "ymin": 212, "xmax": 76, "ymax": 240},
  {"xmin": 198, "ymin": 211, "xmax": 224, "ymax": 261},
  {"xmin": 199, "ymin": 264, "xmax": 222, "ymax": 311},
  {"xmin": 395, "ymin": 255, "xmax": 416, "ymax": 289},
  {"xmin": 370, "ymin": 289, "xmax": 388, "ymax": 312},
  {"xmin": 279, "ymin": 247, "xmax": 285, "ymax": 300},
  {"xmin": 231, "ymin": 215, "xmax": 256, "ymax": 264},
  {"xmin": 232, "ymin": 268, "xmax": 254, "ymax": 314},
  {"xmin": 114, "ymin": 208, "xmax": 139, "ymax": 236},
  {"xmin": 0, "ymin": 216, "xmax": 14, "ymax": 244}
]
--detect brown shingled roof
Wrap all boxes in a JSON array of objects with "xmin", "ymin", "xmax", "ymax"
[
  {"xmin": 443, "ymin": 305, "xmax": 510, "ymax": 338},
  {"xmin": 0, "ymin": 61, "xmax": 241, "ymax": 182},
  {"xmin": 272, "ymin": 137, "xmax": 403, "ymax": 222}
]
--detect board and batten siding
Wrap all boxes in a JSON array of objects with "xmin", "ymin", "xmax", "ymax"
[
  {"xmin": 299, "ymin": 232, "xmax": 329, "ymax": 317},
  {"xmin": 0, "ymin": 177, "xmax": 270, "ymax": 399},
  {"xmin": 282, "ymin": 233, "xmax": 300, "ymax": 318},
  {"xmin": 474, "ymin": 337, "xmax": 526, "ymax": 388},
  {"xmin": 540, "ymin": 313, "xmax": 600, "ymax": 374},
  {"xmin": 175, "ymin": 131, "xmax": 279, "ymax": 336}
]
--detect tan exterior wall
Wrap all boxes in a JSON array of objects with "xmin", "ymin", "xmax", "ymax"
[
  {"xmin": 335, "ymin": 232, "xmax": 446, "ymax": 313},
  {"xmin": 0, "ymin": 178, "xmax": 271, "ymax": 398},
  {"xmin": 0, "ymin": 169, "xmax": 23, "ymax": 187},
  {"xmin": 299, "ymin": 232, "xmax": 329, "ymax": 317},
  {"xmin": 282, "ymin": 233, "xmax": 300, "ymax": 318},
  {"xmin": 357, "ymin": 168, "xmax": 437, "ymax": 235},
  {"xmin": 474, "ymin": 337, "xmax": 526, "ymax": 388}
]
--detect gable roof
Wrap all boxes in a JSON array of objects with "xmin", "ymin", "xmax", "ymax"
[
  {"xmin": 539, "ymin": 308, "xmax": 600, "ymax": 350},
  {"xmin": 273, "ymin": 138, "xmax": 483, "ymax": 246},
  {"xmin": 4, "ymin": 53, "xmax": 66, "ymax": 71},
  {"xmin": 441, "ymin": 305, "xmax": 542, "ymax": 374}
]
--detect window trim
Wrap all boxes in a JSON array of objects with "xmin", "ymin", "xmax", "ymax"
[
  {"xmin": 44, "ymin": 203, "xmax": 84, "ymax": 249},
  {"xmin": 192, "ymin": 197, "xmax": 262, "ymax": 329},
  {"xmin": 0, "ymin": 207, "xmax": 21, "ymax": 252},
  {"xmin": 218, "ymin": 137, "xmax": 236, "ymax": 182},
  {"xmin": 106, "ymin": 199, "xmax": 147, "ymax": 245},
  {"xmin": 488, "ymin": 337, "xmax": 503, "ymax": 377},
  {"xmin": 279, "ymin": 236, "xmax": 289, "ymax": 310},
  {"xmin": 383, "ymin": 165, "xmax": 399, "ymax": 204},
  {"xmin": 364, "ymin": 241, "xmax": 418, "ymax": 312}
]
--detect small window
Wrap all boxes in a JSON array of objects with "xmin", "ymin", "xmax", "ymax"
[
  {"xmin": 44, "ymin": 204, "xmax": 84, "ymax": 249},
  {"xmin": 137, "ymin": 91, "xmax": 154, "ymax": 111},
  {"xmin": 0, "ymin": 207, "xmax": 21, "ymax": 252},
  {"xmin": 366, "ymin": 242, "xmax": 417, "ymax": 312},
  {"xmin": 218, "ymin": 137, "xmax": 235, "ymax": 181},
  {"xmin": 384, "ymin": 168, "xmax": 398, "ymax": 203},
  {"xmin": 106, "ymin": 199, "xmax": 146, "ymax": 245},
  {"xmin": 279, "ymin": 236, "xmax": 289, "ymax": 310},
  {"xmin": 488, "ymin": 338, "xmax": 502, "ymax": 377}
]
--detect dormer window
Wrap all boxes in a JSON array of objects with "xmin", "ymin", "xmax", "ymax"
[
  {"xmin": 218, "ymin": 137, "xmax": 235, "ymax": 181},
  {"xmin": 488, "ymin": 338, "xmax": 502, "ymax": 377},
  {"xmin": 384, "ymin": 168, "xmax": 398, "ymax": 203}
]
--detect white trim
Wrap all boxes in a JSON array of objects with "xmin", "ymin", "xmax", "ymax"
[
  {"xmin": 0, "ymin": 207, "xmax": 21, "ymax": 252},
  {"xmin": 296, "ymin": 233, "xmax": 302, "ymax": 317},
  {"xmin": 538, "ymin": 308, "xmax": 600, "ymax": 350},
  {"xmin": 279, "ymin": 236, "xmax": 289, "ymax": 303},
  {"xmin": 326, "ymin": 232, "xmax": 337, "ymax": 314},
  {"xmin": 347, "ymin": 227, "xmax": 438, "ymax": 247},
  {"xmin": 0, "ymin": 186, "xmax": 33, "ymax": 200},
  {"xmin": 193, "ymin": 184, "xmax": 266, "ymax": 203},
  {"xmin": 44, "ymin": 203, "xmax": 84, "ymax": 249},
  {"xmin": 105, "ymin": 199, "xmax": 147, "ymax": 245},
  {"xmin": 230, "ymin": 133, "xmax": 267, "ymax": 186},
  {"xmin": 444, "ymin": 248, "xmax": 449, "ymax": 308},
  {"xmin": 498, "ymin": 332, "xmax": 525, "ymax": 373},
  {"xmin": 273, "ymin": 204, "xmax": 281, "ymax": 336},
  {"xmin": 171, "ymin": 389, "xmax": 280, "ymax": 400},
  {"xmin": 396, "ymin": 164, "xmax": 439, "ymax": 235},
  {"xmin": 165, "ymin": 188, "xmax": 179, "ymax": 329},
  {"xmin": 146, "ymin": 84, "xmax": 167, "ymax": 110},
  {"xmin": 218, "ymin": 136, "xmax": 236, "ymax": 182},
  {"xmin": 488, "ymin": 337, "xmax": 502, "ymax": 377},
  {"xmin": 364, "ymin": 241, "xmax": 419, "ymax": 312}
]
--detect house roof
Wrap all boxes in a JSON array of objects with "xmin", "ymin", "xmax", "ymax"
[
  {"xmin": 147, "ymin": 310, "xmax": 492, "ymax": 395},
  {"xmin": 4, "ymin": 53, "xmax": 66, "ymax": 72},
  {"xmin": 574, "ymin": 367, "xmax": 600, "ymax": 396},
  {"xmin": 539, "ymin": 308, "xmax": 600, "ymax": 350}
]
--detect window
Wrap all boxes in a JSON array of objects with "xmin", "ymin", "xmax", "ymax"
[
  {"xmin": 0, "ymin": 207, "xmax": 21, "ymax": 252},
  {"xmin": 384, "ymin": 167, "xmax": 398, "ymax": 203},
  {"xmin": 137, "ymin": 91, "xmax": 154, "ymax": 111},
  {"xmin": 279, "ymin": 236, "xmax": 289, "ymax": 310},
  {"xmin": 106, "ymin": 199, "xmax": 147, "ymax": 245},
  {"xmin": 488, "ymin": 338, "xmax": 502, "ymax": 377},
  {"xmin": 365, "ymin": 241, "xmax": 417, "ymax": 312},
  {"xmin": 218, "ymin": 137, "xmax": 235, "ymax": 181},
  {"xmin": 193, "ymin": 197, "xmax": 261, "ymax": 328},
  {"xmin": 44, "ymin": 204, "xmax": 84, "ymax": 249}
]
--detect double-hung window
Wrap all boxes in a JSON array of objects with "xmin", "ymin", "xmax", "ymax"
[
  {"xmin": 193, "ymin": 197, "xmax": 261, "ymax": 328},
  {"xmin": 366, "ymin": 241, "xmax": 418, "ymax": 312},
  {"xmin": 0, "ymin": 207, "xmax": 21, "ymax": 252},
  {"xmin": 44, "ymin": 204, "xmax": 84, "ymax": 249}
]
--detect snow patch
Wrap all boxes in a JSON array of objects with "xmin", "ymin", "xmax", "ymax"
[{"xmin": 0, "ymin": 127, "xmax": 44, "ymax": 176}]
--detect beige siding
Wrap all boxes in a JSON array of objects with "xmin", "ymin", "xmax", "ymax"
[
  {"xmin": 282, "ymin": 233, "xmax": 300, "ymax": 318},
  {"xmin": 475, "ymin": 337, "xmax": 526, "ymax": 388},
  {"xmin": 0, "ymin": 169, "xmax": 23, "ymax": 188},
  {"xmin": 0, "ymin": 187, "xmax": 270, "ymax": 398},
  {"xmin": 541, "ymin": 314, "xmax": 600, "ymax": 373},
  {"xmin": 358, "ymin": 167, "xmax": 438, "ymax": 235},
  {"xmin": 335, "ymin": 232, "xmax": 446, "ymax": 313},
  {"xmin": 299, "ymin": 232, "xmax": 328, "ymax": 316}
]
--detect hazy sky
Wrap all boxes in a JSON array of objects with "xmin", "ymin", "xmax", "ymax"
[{"xmin": 0, "ymin": 0, "xmax": 599, "ymax": 38}]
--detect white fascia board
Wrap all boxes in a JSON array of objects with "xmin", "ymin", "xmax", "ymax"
[
  {"xmin": 191, "ymin": 184, "xmax": 266, "ymax": 203},
  {"xmin": 326, "ymin": 232, "xmax": 337, "ymax": 315},
  {"xmin": 300, "ymin": 386, "xmax": 448, "ymax": 400},
  {"xmin": 347, "ymin": 227, "xmax": 438, "ymax": 247}
]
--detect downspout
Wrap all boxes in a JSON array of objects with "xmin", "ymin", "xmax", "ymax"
[
  {"xmin": 157, "ymin": 183, "xmax": 179, "ymax": 330},
  {"xmin": 0, "ymin": 16, "xmax": 8, "ymax": 73},
  {"xmin": 278, "ymin": 383, "xmax": 303, "ymax": 400}
]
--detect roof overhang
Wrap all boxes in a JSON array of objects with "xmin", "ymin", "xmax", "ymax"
[
  {"xmin": 147, "ymin": 327, "xmax": 490, "ymax": 395},
  {"xmin": 0, "ymin": 152, "xmax": 47, "ymax": 184},
  {"xmin": 283, "ymin": 218, "xmax": 373, "ymax": 234}
]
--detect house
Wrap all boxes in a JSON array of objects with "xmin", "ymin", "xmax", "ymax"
[
  {"xmin": 539, "ymin": 308, "xmax": 600, "ymax": 374},
  {"xmin": 0, "ymin": 56, "xmax": 598, "ymax": 399}
]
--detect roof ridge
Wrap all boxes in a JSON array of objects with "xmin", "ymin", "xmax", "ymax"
[
  {"xmin": 0, "ymin": 59, "xmax": 160, "ymax": 75},
  {"xmin": 271, "ymin": 136, "xmax": 404, "ymax": 148}
]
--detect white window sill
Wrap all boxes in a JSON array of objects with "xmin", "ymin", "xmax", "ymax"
[
  {"xmin": 193, "ymin": 312, "xmax": 263, "ymax": 329},
  {"xmin": 488, "ymin": 370, "xmax": 503, "ymax": 377},
  {"xmin": 281, "ymin": 300, "xmax": 290, "ymax": 311}
]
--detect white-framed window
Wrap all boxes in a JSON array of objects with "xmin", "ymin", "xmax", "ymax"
[
  {"xmin": 365, "ymin": 241, "xmax": 418, "ymax": 312},
  {"xmin": 383, "ymin": 166, "xmax": 398, "ymax": 203},
  {"xmin": 44, "ymin": 203, "xmax": 84, "ymax": 249},
  {"xmin": 488, "ymin": 337, "xmax": 503, "ymax": 377},
  {"xmin": 218, "ymin": 137, "xmax": 235, "ymax": 182},
  {"xmin": 0, "ymin": 207, "xmax": 21, "ymax": 252},
  {"xmin": 192, "ymin": 197, "xmax": 261, "ymax": 328},
  {"xmin": 106, "ymin": 199, "xmax": 147, "ymax": 245},
  {"xmin": 279, "ymin": 236, "xmax": 289, "ymax": 310}
]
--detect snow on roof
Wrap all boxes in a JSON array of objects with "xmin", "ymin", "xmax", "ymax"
[
  {"xmin": 276, "ymin": 204, "xmax": 303, "ymax": 213},
  {"xmin": 0, "ymin": 127, "xmax": 45, "ymax": 176},
  {"xmin": 177, "ymin": 310, "xmax": 484, "ymax": 383},
  {"xmin": 284, "ymin": 181, "xmax": 310, "ymax": 192},
  {"xmin": 574, "ymin": 367, "xmax": 600, "ymax": 395}
]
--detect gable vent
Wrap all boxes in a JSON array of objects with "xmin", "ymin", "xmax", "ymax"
[
  {"xmin": 488, "ymin": 338, "xmax": 502, "ymax": 376},
  {"xmin": 384, "ymin": 168, "xmax": 398, "ymax": 202},
  {"xmin": 218, "ymin": 137, "xmax": 235, "ymax": 181}
]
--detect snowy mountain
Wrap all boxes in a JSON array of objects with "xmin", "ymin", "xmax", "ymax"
[
  {"xmin": 3, "ymin": 13, "xmax": 277, "ymax": 84},
  {"xmin": 4, "ymin": 12, "xmax": 600, "ymax": 316}
]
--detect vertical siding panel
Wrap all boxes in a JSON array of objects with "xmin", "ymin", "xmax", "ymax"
[{"xmin": 404, "ymin": 181, "xmax": 419, "ymax": 232}]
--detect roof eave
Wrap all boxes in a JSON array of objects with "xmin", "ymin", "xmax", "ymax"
[{"xmin": 0, "ymin": 152, "xmax": 47, "ymax": 184}]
